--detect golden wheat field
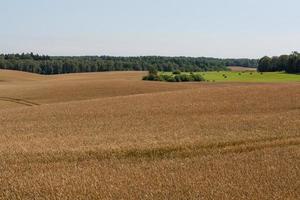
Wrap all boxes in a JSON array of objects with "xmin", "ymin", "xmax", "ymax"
[{"xmin": 0, "ymin": 69, "xmax": 299, "ymax": 199}]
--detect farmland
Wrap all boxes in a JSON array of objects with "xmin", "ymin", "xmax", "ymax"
[
  {"xmin": 202, "ymin": 71, "xmax": 300, "ymax": 82},
  {"xmin": 0, "ymin": 69, "xmax": 300, "ymax": 199},
  {"xmin": 160, "ymin": 71, "xmax": 300, "ymax": 83}
]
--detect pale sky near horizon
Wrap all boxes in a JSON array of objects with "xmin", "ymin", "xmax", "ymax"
[{"xmin": 0, "ymin": 0, "xmax": 299, "ymax": 58}]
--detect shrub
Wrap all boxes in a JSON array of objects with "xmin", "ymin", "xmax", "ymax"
[
  {"xmin": 191, "ymin": 74, "xmax": 205, "ymax": 82},
  {"xmin": 166, "ymin": 76, "xmax": 176, "ymax": 82},
  {"xmin": 174, "ymin": 75, "xmax": 182, "ymax": 82},
  {"xmin": 143, "ymin": 72, "xmax": 205, "ymax": 82},
  {"xmin": 179, "ymin": 74, "xmax": 193, "ymax": 82},
  {"xmin": 148, "ymin": 67, "xmax": 158, "ymax": 76},
  {"xmin": 160, "ymin": 75, "xmax": 169, "ymax": 81},
  {"xmin": 172, "ymin": 70, "xmax": 181, "ymax": 75},
  {"xmin": 144, "ymin": 74, "xmax": 158, "ymax": 81},
  {"xmin": 161, "ymin": 75, "xmax": 176, "ymax": 82},
  {"xmin": 155, "ymin": 76, "xmax": 165, "ymax": 81}
]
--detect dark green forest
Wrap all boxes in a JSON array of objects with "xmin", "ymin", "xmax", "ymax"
[
  {"xmin": 0, "ymin": 53, "xmax": 258, "ymax": 75},
  {"xmin": 258, "ymin": 52, "xmax": 300, "ymax": 73}
]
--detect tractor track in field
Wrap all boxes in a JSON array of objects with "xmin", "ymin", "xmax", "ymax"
[
  {"xmin": 0, "ymin": 97, "xmax": 40, "ymax": 107},
  {"xmin": 1, "ymin": 135, "xmax": 299, "ymax": 164}
]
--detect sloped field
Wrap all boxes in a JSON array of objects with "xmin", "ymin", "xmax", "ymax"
[{"xmin": 0, "ymin": 70, "xmax": 299, "ymax": 199}]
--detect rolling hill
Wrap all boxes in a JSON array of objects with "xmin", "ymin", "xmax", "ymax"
[{"xmin": 0, "ymin": 70, "xmax": 299, "ymax": 199}]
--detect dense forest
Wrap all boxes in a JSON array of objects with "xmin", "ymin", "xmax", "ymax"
[
  {"xmin": 0, "ymin": 53, "xmax": 258, "ymax": 75},
  {"xmin": 258, "ymin": 52, "xmax": 300, "ymax": 73},
  {"xmin": 224, "ymin": 59, "xmax": 258, "ymax": 68}
]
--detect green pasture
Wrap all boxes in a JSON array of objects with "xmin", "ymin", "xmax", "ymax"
[{"xmin": 160, "ymin": 71, "xmax": 300, "ymax": 83}]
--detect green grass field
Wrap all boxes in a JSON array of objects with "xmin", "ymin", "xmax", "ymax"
[{"xmin": 161, "ymin": 71, "xmax": 300, "ymax": 83}]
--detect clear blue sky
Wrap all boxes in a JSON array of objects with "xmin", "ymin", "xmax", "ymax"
[{"xmin": 0, "ymin": 0, "xmax": 299, "ymax": 58}]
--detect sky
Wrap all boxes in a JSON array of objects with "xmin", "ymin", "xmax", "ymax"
[{"xmin": 0, "ymin": 0, "xmax": 299, "ymax": 58}]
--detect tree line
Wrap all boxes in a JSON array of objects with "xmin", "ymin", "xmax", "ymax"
[
  {"xmin": 258, "ymin": 52, "xmax": 300, "ymax": 73},
  {"xmin": 0, "ymin": 53, "xmax": 258, "ymax": 75},
  {"xmin": 224, "ymin": 59, "xmax": 257, "ymax": 68}
]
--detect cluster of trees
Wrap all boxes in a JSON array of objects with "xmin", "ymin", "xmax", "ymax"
[
  {"xmin": 258, "ymin": 52, "xmax": 300, "ymax": 73},
  {"xmin": 2, "ymin": 53, "xmax": 50, "ymax": 61},
  {"xmin": 0, "ymin": 53, "xmax": 258, "ymax": 75},
  {"xmin": 143, "ymin": 69, "xmax": 205, "ymax": 82},
  {"xmin": 224, "ymin": 59, "xmax": 258, "ymax": 68}
]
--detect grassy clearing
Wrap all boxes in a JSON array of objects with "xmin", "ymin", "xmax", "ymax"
[{"xmin": 161, "ymin": 71, "xmax": 300, "ymax": 82}]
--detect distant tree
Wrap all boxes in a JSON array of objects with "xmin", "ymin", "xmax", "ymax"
[
  {"xmin": 258, "ymin": 56, "xmax": 272, "ymax": 72},
  {"xmin": 148, "ymin": 66, "xmax": 158, "ymax": 75},
  {"xmin": 257, "ymin": 52, "xmax": 300, "ymax": 73},
  {"xmin": 270, "ymin": 56, "xmax": 279, "ymax": 71},
  {"xmin": 286, "ymin": 52, "xmax": 300, "ymax": 73},
  {"xmin": 278, "ymin": 55, "xmax": 289, "ymax": 71}
]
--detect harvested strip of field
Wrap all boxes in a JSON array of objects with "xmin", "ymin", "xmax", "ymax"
[{"xmin": 229, "ymin": 66, "xmax": 257, "ymax": 71}]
